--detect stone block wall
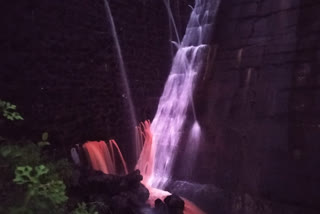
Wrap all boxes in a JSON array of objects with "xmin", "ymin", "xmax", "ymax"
[{"xmin": 192, "ymin": 0, "xmax": 320, "ymax": 212}]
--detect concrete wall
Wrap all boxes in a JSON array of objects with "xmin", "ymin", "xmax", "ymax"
[{"xmin": 192, "ymin": 0, "xmax": 320, "ymax": 212}]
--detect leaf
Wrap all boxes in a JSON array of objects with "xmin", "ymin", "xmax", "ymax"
[
  {"xmin": 16, "ymin": 115, "xmax": 24, "ymax": 120},
  {"xmin": 13, "ymin": 166, "xmax": 33, "ymax": 184},
  {"xmin": 37, "ymin": 180, "xmax": 68, "ymax": 204},
  {"xmin": 42, "ymin": 132, "xmax": 48, "ymax": 141},
  {"xmin": 7, "ymin": 104, "xmax": 16, "ymax": 110},
  {"xmin": 35, "ymin": 165, "xmax": 49, "ymax": 177},
  {"xmin": 13, "ymin": 165, "xmax": 49, "ymax": 185}
]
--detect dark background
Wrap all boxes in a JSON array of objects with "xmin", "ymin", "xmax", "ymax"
[{"xmin": 0, "ymin": 0, "xmax": 192, "ymax": 161}]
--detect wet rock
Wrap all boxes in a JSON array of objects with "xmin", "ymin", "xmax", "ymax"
[
  {"xmin": 83, "ymin": 170, "xmax": 122, "ymax": 195},
  {"xmin": 164, "ymin": 194, "xmax": 185, "ymax": 214},
  {"xmin": 119, "ymin": 169, "xmax": 143, "ymax": 189},
  {"xmin": 111, "ymin": 194, "xmax": 132, "ymax": 214},
  {"xmin": 131, "ymin": 183, "xmax": 150, "ymax": 205},
  {"xmin": 74, "ymin": 169, "xmax": 149, "ymax": 214},
  {"xmin": 169, "ymin": 180, "xmax": 228, "ymax": 214},
  {"xmin": 154, "ymin": 198, "xmax": 168, "ymax": 214}
]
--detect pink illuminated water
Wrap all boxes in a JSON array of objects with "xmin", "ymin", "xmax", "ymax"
[
  {"xmin": 83, "ymin": 140, "xmax": 128, "ymax": 175},
  {"xmin": 135, "ymin": 120, "xmax": 154, "ymax": 185},
  {"xmin": 149, "ymin": 0, "xmax": 221, "ymax": 188},
  {"xmin": 149, "ymin": 45, "xmax": 207, "ymax": 188}
]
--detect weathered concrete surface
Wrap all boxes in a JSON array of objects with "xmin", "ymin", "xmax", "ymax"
[{"xmin": 191, "ymin": 0, "xmax": 320, "ymax": 213}]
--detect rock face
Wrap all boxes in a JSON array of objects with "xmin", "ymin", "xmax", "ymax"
[{"xmin": 186, "ymin": 0, "xmax": 320, "ymax": 213}]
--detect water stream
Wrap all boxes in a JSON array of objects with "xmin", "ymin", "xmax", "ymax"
[
  {"xmin": 103, "ymin": 0, "xmax": 138, "ymax": 159},
  {"xmin": 149, "ymin": 0, "xmax": 221, "ymax": 189}
]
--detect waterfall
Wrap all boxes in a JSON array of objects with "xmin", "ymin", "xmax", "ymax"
[
  {"xmin": 83, "ymin": 140, "xmax": 128, "ymax": 175},
  {"xmin": 149, "ymin": 0, "xmax": 221, "ymax": 189}
]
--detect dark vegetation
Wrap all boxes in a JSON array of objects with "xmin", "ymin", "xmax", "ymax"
[
  {"xmin": 0, "ymin": 99, "xmax": 98, "ymax": 214},
  {"xmin": 0, "ymin": 99, "xmax": 185, "ymax": 214}
]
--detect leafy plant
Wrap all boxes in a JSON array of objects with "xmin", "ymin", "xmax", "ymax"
[
  {"xmin": 13, "ymin": 165, "xmax": 68, "ymax": 205},
  {"xmin": 0, "ymin": 99, "xmax": 23, "ymax": 121},
  {"xmin": 72, "ymin": 202, "xmax": 98, "ymax": 214},
  {"xmin": 0, "ymin": 99, "xmax": 81, "ymax": 213},
  {"xmin": 0, "ymin": 134, "xmax": 72, "ymax": 214}
]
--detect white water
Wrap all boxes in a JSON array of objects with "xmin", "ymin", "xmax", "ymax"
[{"xmin": 149, "ymin": 0, "xmax": 221, "ymax": 189}]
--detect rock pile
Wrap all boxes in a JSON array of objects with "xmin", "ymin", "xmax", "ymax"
[{"xmin": 72, "ymin": 169, "xmax": 185, "ymax": 214}]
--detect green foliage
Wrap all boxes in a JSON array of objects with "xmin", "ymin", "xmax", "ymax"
[
  {"xmin": 0, "ymin": 133, "xmax": 73, "ymax": 214},
  {"xmin": 4, "ymin": 161, "xmax": 69, "ymax": 213},
  {"xmin": 0, "ymin": 99, "xmax": 85, "ymax": 213},
  {"xmin": 0, "ymin": 133, "xmax": 72, "ymax": 181},
  {"xmin": 13, "ymin": 165, "xmax": 48, "ymax": 184},
  {"xmin": 0, "ymin": 99, "xmax": 23, "ymax": 121},
  {"xmin": 13, "ymin": 165, "xmax": 68, "ymax": 205},
  {"xmin": 72, "ymin": 203, "xmax": 98, "ymax": 214}
]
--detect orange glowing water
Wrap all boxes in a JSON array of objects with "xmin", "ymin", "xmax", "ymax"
[
  {"xmin": 83, "ymin": 140, "xmax": 128, "ymax": 174},
  {"xmin": 135, "ymin": 120, "xmax": 154, "ymax": 185}
]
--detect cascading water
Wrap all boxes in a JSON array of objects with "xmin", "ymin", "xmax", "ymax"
[
  {"xmin": 83, "ymin": 140, "xmax": 128, "ymax": 175},
  {"xmin": 149, "ymin": 0, "xmax": 221, "ymax": 189},
  {"xmin": 78, "ymin": 0, "xmax": 221, "ymax": 212},
  {"xmin": 65, "ymin": 2, "xmax": 223, "ymax": 214}
]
